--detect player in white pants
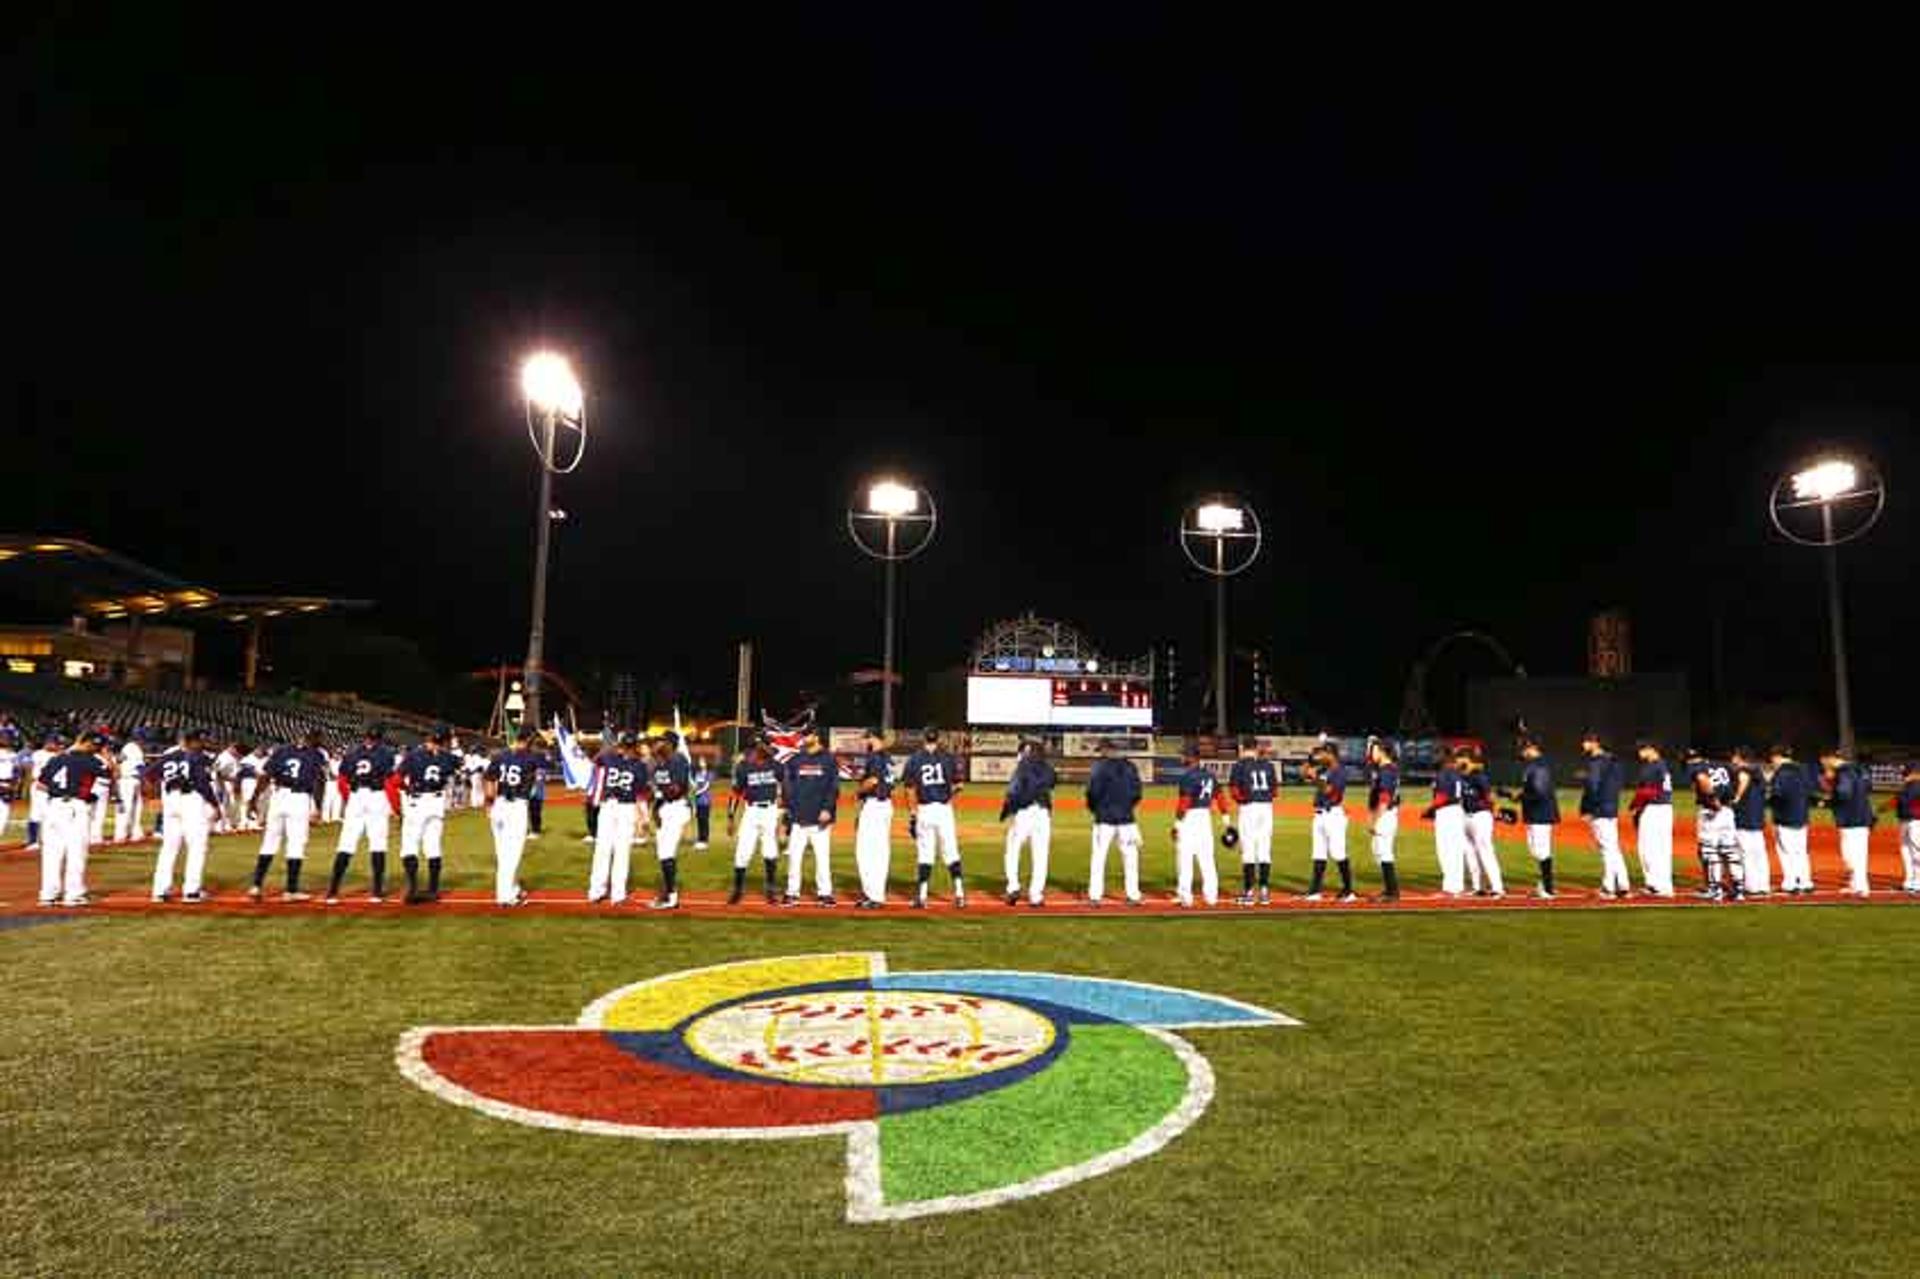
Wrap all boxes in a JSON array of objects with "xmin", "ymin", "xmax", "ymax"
[
  {"xmin": 151, "ymin": 730, "xmax": 220, "ymax": 903},
  {"xmin": 321, "ymin": 751, "xmax": 344, "ymax": 824},
  {"xmin": 853, "ymin": 730, "xmax": 896, "ymax": 908},
  {"xmin": 588, "ymin": 735, "xmax": 644, "ymax": 904},
  {"xmin": 1765, "ymin": 747, "xmax": 1814, "ymax": 893},
  {"xmin": 1001, "ymin": 739, "xmax": 1056, "ymax": 907},
  {"xmin": 649, "ymin": 735, "xmax": 694, "ymax": 909},
  {"xmin": 1228, "ymin": 738, "xmax": 1279, "ymax": 905},
  {"xmin": 396, "ymin": 728, "xmax": 456, "ymax": 904},
  {"xmin": 1085, "ymin": 740, "xmax": 1144, "ymax": 906},
  {"xmin": 88, "ymin": 739, "xmax": 114, "ymax": 844},
  {"xmin": 904, "ymin": 728, "xmax": 967, "ymax": 908},
  {"xmin": 113, "ymin": 736, "xmax": 145, "ymax": 842},
  {"xmin": 1820, "ymin": 750, "xmax": 1875, "ymax": 897},
  {"xmin": 0, "ymin": 730, "xmax": 24, "ymax": 842},
  {"xmin": 727, "ymin": 740, "xmax": 784, "ymax": 904},
  {"xmin": 1897, "ymin": 763, "xmax": 1919, "ymax": 894},
  {"xmin": 1362, "ymin": 739, "xmax": 1403, "ymax": 902},
  {"xmin": 1424, "ymin": 751, "xmax": 1469, "ymax": 896},
  {"xmin": 1173, "ymin": 748, "xmax": 1221, "ymax": 908},
  {"xmin": 1631, "ymin": 742, "xmax": 1676, "ymax": 897},
  {"xmin": 1460, "ymin": 751, "xmax": 1505, "ymax": 898},
  {"xmin": 1303, "ymin": 745, "xmax": 1356, "ymax": 901},
  {"xmin": 251, "ymin": 734, "xmax": 324, "ymax": 901},
  {"xmin": 781, "ymin": 733, "xmax": 840, "ymax": 906},
  {"xmin": 38, "ymin": 733, "xmax": 108, "ymax": 907},
  {"xmin": 1728, "ymin": 749, "xmax": 1771, "ymax": 896},
  {"xmin": 25, "ymin": 737, "xmax": 59, "ymax": 851},
  {"xmin": 485, "ymin": 731, "xmax": 541, "ymax": 906},
  {"xmin": 1511, "ymin": 737, "xmax": 1559, "ymax": 898},
  {"xmin": 238, "ymin": 747, "xmax": 267, "ymax": 831}
]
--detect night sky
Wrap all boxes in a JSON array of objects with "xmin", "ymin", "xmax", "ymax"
[{"xmin": 14, "ymin": 17, "xmax": 1917, "ymax": 737}]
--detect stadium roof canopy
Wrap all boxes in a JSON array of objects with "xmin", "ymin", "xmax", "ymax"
[{"xmin": 0, "ymin": 536, "xmax": 368, "ymax": 624}]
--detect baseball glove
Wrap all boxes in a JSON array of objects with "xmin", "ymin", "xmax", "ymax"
[
  {"xmin": 907, "ymin": 814, "xmax": 919, "ymax": 840},
  {"xmin": 1221, "ymin": 824, "xmax": 1241, "ymax": 848}
]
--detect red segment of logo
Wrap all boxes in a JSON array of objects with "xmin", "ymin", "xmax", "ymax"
[{"xmin": 421, "ymin": 1030, "xmax": 879, "ymax": 1128}]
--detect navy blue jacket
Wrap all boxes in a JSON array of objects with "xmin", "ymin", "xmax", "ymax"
[
  {"xmin": 1461, "ymin": 770, "xmax": 1493, "ymax": 816},
  {"xmin": 1520, "ymin": 758, "xmax": 1559, "ymax": 825},
  {"xmin": 859, "ymin": 749, "xmax": 895, "ymax": 802},
  {"xmin": 1006, "ymin": 754, "xmax": 1057, "ymax": 811},
  {"xmin": 652, "ymin": 754, "xmax": 691, "ymax": 803},
  {"xmin": 1768, "ymin": 762, "xmax": 1811, "ymax": 828},
  {"xmin": 1579, "ymin": 754, "xmax": 1623, "ymax": 818},
  {"xmin": 1084, "ymin": 756, "xmax": 1142, "ymax": 825},
  {"xmin": 1828, "ymin": 763, "xmax": 1874, "ymax": 828},
  {"xmin": 733, "ymin": 757, "xmax": 782, "ymax": 805},
  {"xmin": 904, "ymin": 750, "xmax": 960, "ymax": 804},
  {"xmin": 784, "ymin": 750, "xmax": 840, "ymax": 822},
  {"xmin": 1733, "ymin": 766, "xmax": 1767, "ymax": 831}
]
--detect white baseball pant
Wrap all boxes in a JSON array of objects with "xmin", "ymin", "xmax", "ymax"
[
  {"xmin": 1465, "ymin": 810, "xmax": 1504, "ymax": 894},
  {"xmin": 259, "ymin": 790, "xmax": 313, "ymax": 864},
  {"xmin": 655, "ymin": 799, "xmax": 691, "ymax": 862},
  {"xmin": 1737, "ymin": 829, "xmax": 1770, "ymax": 893},
  {"xmin": 1525, "ymin": 823, "xmax": 1553, "ymax": 865},
  {"xmin": 239, "ymin": 777, "xmax": 260, "ymax": 829},
  {"xmin": 1176, "ymin": 808, "xmax": 1218, "ymax": 906},
  {"xmin": 855, "ymin": 798, "xmax": 893, "ymax": 902},
  {"xmin": 1901, "ymin": 820, "xmax": 1919, "ymax": 891},
  {"xmin": 1433, "ymin": 806, "xmax": 1468, "ymax": 894},
  {"xmin": 1003, "ymin": 804, "xmax": 1051, "ymax": 903},
  {"xmin": 1311, "ymin": 808, "xmax": 1350, "ymax": 864},
  {"xmin": 1089, "ymin": 822, "xmax": 1142, "ymax": 903},
  {"xmin": 1774, "ymin": 824, "xmax": 1811, "ymax": 891},
  {"xmin": 152, "ymin": 791, "xmax": 212, "ymax": 898},
  {"xmin": 733, "ymin": 804, "xmax": 779, "ymax": 868},
  {"xmin": 113, "ymin": 774, "xmax": 144, "ymax": 842},
  {"xmin": 338, "ymin": 789, "xmax": 390, "ymax": 854},
  {"xmin": 786, "ymin": 823, "xmax": 833, "ymax": 898},
  {"xmin": 1238, "ymin": 802, "xmax": 1274, "ymax": 866},
  {"xmin": 1589, "ymin": 816, "xmax": 1631, "ymax": 893},
  {"xmin": 401, "ymin": 792, "xmax": 447, "ymax": 862},
  {"xmin": 29, "ymin": 785, "xmax": 49, "ymax": 842},
  {"xmin": 1838, "ymin": 826, "xmax": 1871, "ymax": 895},
  {"xmin": 590, "ymin": 799, "xmax": 635, "ymax": 901},
  {"xmin": 1636, "ymin": 805, "xmax": 1675, "ymax": 895},
  {"xmin": 321, "ymin": 779, "xmax": 343, "ymax": 823},
  {"xmin": 39, "ymin": 797, "xmax": 91, "ymax": 904},
  {"xmin": 1370, "ymin": 807, "xmax": 1399, "ymax": 865},
  {"xmin": 90, "ymin": 786, "xmax": 110, "ymax": 843},
  {"xmin": 914, "ymin": 802, "xmax": 960, "ymax": 866},
  {"xmin": 489, "ymin": 797, "xmax": 529, "ymax": 903},
  {"xmin": 1697, "ymin": 808, "xmax": 1738, "ymax": 887}
]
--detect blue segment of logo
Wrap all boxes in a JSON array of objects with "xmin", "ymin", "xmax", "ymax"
[{"xmin": 872, "ymin": 972, "xmax": 1289, "ymax": 1028}]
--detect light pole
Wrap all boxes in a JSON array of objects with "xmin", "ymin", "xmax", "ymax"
[
  {"xmin": 847, "ymin": 478, "xmax": 937, "ymax": 737},
  {"xmin": 1768, "ymin": 457, "xmax": 1886, "ymax": 759},
  {"xmin": 519, "ymin": 353, "xmax": 586, "ymax": 732},
  {"xmin": 1179, "ymin": 498, "xmax": 1262, "ymax": 739}
]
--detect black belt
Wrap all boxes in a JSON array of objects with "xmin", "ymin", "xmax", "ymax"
[{"xmin": 746, "ymin": 801, "xmax": 777, "ymax": 808}]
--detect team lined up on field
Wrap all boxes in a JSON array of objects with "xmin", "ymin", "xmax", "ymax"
[{"xmin": 9, "ymin": 720, "xmax": 1917, "ymax": 910}]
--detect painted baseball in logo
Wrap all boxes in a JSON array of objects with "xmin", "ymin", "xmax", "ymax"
[{"xmin": 396, "ymin": 953, "xmax": 1299, "ymax": 1221}]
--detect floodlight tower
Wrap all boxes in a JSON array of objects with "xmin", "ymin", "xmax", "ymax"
[
  {"xmin": 519, "ymin": 352, "xmax": 587, "ymax": 730},
  {"xmin": 847, "ymin": 478, "xmax": 937, "ymax": 736},
  {"xmin": 1179, "ymin": 498, "xmax": 1263, "ymax": 739}
]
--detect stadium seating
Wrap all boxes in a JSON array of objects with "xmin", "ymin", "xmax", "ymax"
[{"xmin": 0, "ymin": 674, "xmax": 444, "ymax": 749}]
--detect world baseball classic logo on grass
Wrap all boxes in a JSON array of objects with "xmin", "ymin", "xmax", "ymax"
[{"xmin": 395, "ymin": 953, "xmax": 1299, "ymax": 1221}]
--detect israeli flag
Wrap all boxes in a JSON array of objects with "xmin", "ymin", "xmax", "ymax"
[{"xmin": 551, "ymin": 716, "xmax": 594, "ymax": 790}]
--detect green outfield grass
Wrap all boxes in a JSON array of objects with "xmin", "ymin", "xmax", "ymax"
[{"xmin": 4, "ymin": 788, "xmax": 1917, "ymax": 1277}]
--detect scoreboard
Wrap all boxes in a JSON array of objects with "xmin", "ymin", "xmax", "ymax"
[{"xmin": 966, "ymin": 675, "xmax": 1153, "ymax": 729}]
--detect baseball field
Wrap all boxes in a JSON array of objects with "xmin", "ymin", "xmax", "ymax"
[{"xmin": 4, "ymin": 788, "xmax": 1917, "ymax": 1276}]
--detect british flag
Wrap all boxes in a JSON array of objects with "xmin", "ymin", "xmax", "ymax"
[{"xmin": 760, "ymin": 708, "xmax": 816, "ymax": 763}]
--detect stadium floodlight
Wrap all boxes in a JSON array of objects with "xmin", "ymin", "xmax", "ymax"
[
  {"xmin": 518, "ymin": 351, "xmax": 588, "ymax": 730},
  {"xmin": 1768, "ymin": 455, "xmax": 1887, "ymax": 760},
  {"xmin": 847, "ymin": 477, "xmax": 938, "ymax": 736},
  {"xmin": 1179, "ymin": 496, "xmax": 1263, "ymax": 739},
  {"xmin": 1195, "ymin": 503, "xmax": 1246, "ymax": 534},
  {"xmin": 867, "ymin": 480, "xmax": 920, "ymax": 517}
]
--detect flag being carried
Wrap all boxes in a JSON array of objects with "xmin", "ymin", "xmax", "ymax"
[
  {"xmin": 760, "ymin": 707, "xmax": 816, "ymax": 763},
  {"xmin": 551, "ymin": 716, "xmax": 595, "ymax": 790}
]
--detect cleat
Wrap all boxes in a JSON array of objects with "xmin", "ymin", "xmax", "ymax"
[
  {"xmin": 62, "ymin": 895, "xmax": 90, "ymax": 908},
  {"xmin": 1533, "ymin": 886, "xmax": 1556, "ymax": 900},
  {"xmin": 1474, "ymin": 889, "xmax": 1493, "ymax": 899},
  {"xmin": 246, "ymin": 885, "xmax": 263, "ymax": 901},
  {"xmin": 815, "ymin": 895, "xmax": 836, "ymax": 908},
  {"xmin": 953, "ymin": 889, "xmax": 968, "ymax": 910},
  {"xmin": 856, "ymin": 899, "xmax": 883, "ymax": 911},
  {"xmin": 911, "ymin": 894, "xmax": 927, "ymax": 910},
  {"xmin": 1176, "ymin": 896, "xmax": 1194, "ymax": 909},
  {"xmin": 499, "ymin": 891, "xmax": 529, "ymax": 908},
  {"xmin": 1378, "ymin": 891, "xmax": 1401, "ymax": 903},
  {"xmin": 153, "ymin": 892, "xmax": 172, "ymax": 904},
  {"xmin": 649, "ymin": 894, "xmax": 680, "ymax": 910},
  {"xmin": 1126, "ymin": 896, "xmax": 1144, "ymax": 908},
  {"xmin": 1336, "ymin": 892, "xmax": 1359, "ymax": 904},
  {"xmin": 1300, "ymin": 892, "xmax": 1324, "ymax": 902},
  {"xmin": 778, "ymin": 894, "xmax": 799, "ymax": 909},
  {"xmin": 1028, "ymin": 897, "xmax": 1045, "ymax": 909},
  {"xmin": 182, "ymin": 891, "xmax": 212, "ymax": 904},
  {"xmin": 405, "ymin": 890, "xmax": 427, "ymax": 905},
  {"xmin": 38, "ymin": 897, "xmax": 60, "ymax": 908},
  {"xmin": 1005, "ymin": 890, "xmax": 1022, "ymax": 907},
  {"xmin": 281, "ymin": 891, "xmax": 312, "ymax": 903},
  {"xmin": 324, "ymin": 895, "xmax": 341, "ymax": 906},
  {"xmin": 1085, "ymin": 897, "xmax": 1102, "ymax": 909},
  {"xmin": 693, "ymin": 842, "xmax": 708, "ymax": 851},
  {"xmin": 1257, "ymin": 888, "xmax": 1271, "ymax": 905},
  {"xmin": 726, "ymin": 888, "xmax": 743, "ymax": 906},
  {"xmin": 1235, "ymin": 893, "xmax": 1256, "ymax": 907},
  {"xmin": 580, "ymin": 834, "xmax": 595, "ymax": 843},
  {"xmin": 368, "ymin": 895, "xmax": 386, "ymax": 905},
  {"xmin": 763, "ymin": 889, "xmax": 779, "ymax": 905},
  {"xmin": 587, "ymin": 893, "xmax": 608, "ymax": 905}
]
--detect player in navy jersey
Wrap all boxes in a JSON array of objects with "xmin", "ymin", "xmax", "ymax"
[
  {"xmin": 728, "ymin": 738, "xmax": 784, "ymax": 904},
  {"xmin": 648, "ymin": 734, "xmax": 694, "ymax": 909},
  {"xmin": 1766, "ymin": 745, "xmax": 1815, "ymax": 894},
  {"xmin": 1303, "ymin": 744, "xmax": 1357, "ymax": 902},
  {"xmin": 1511, "ymin": 738, "xmax": 1559, "ymax": 898},
  {"xmin": 1896, "ymin": 763, "xmax": 1919, "ymax": 895},
  {"xmin": 38, "ymin": 730, "xmax": 109, "ymax": 907},
  {"xmin": 781, "ymin": 730, "xmax": 841, "ymax": 907},
  {"xmin": 1422, "ymin": 748, "xmax": 1470, "ymax": 897},
  {"xmin": 484, "ymin": 727, "xmax": 544, "ymax": 906},
  {"xmin": 903, "ymin": 727, "xmax": 966, "ymax": 908},
  {"xmin": 1629, "ymin": 742, "xmax": 1676, "ymax": 897},
  {"xmin": 1364, "ymin": 739, "xmax": 1403, "ymax": 902},
  {"xmin": 1684, "ymin": 750, "xmax": 1741, "ymax": 900},
  {"xmin": 1579, "ymin": 732, "xmax": 1632, "ymax": 897},
  {"xmin": 1227, "ymin": 737, "xmax": 1279, "ymax": 905},
  {"xmin": 1818, "ymin": 748, "xmax": 1875, "ymax": 896},
  {"xmin": 150, "ymin": 728, "xmax": 222, "ymax": 903},
  {"xmin": 588, "ymin": 733, "xmax": 646, "ymax": 905},
  {"xmin": 251, "ymin": 730, "xmax": 328, "ymax": 900},
  {"xmin": 1728, "ymin": 747, "xmax": 1771, "ymax": 897},
  {"xmin": 1000, "ymin": 738, "xmax": 1057, "ymax": 908},
  {"xmin": 1173, "ymin": 744, "xmax": 1223, "ymax": 907},
  {"xmin": 396, "ymin": 727, "xmax": 458, "ymax": 903},
  {"xmin": 853, "ymin": 729, "xmax": 897, "ymax": 908},
  {"xmin": 1085, "ymin": 738, "xmax": 1145, "ymax": 906},
  {"xmin": 1458, "ymin": 749, "xmax": 1504, "ymax": 898},
  {"xmin": 326, "ymin": 726, "xmax": 399, "ymax": 904}
]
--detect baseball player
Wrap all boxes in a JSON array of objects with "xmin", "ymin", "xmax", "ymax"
[
  {"xmin": 691, "ymin": 755, "xmax": 714, "ymax": 850},
  {"xmin": 1896, "ymin": 763, "xmax": 1919, "ymax": 895},
  {"xmin": 727, "ymin": 737, "xmax": 783, "ymax": 904},
  {"xmin": 1173, "ymin": 743, "xmax": 1223, "ymax": 908},
  {"xmin": 1363, "ymin": 739, "xmax": 1403, "ymax": 902},
  {"xmin": 38, "ymin": 730, "xmax": 109, "ymax": 907},
  {"xmin": 325, "ymin": 725, "xmax": 399, "ymax": 904},
  {"xmin": 781, "ymin": 730, "xmax": 840, "ymax": 907},
  {"xmin": 320, "ymin": 746, "xmax": 344, "ymax": 824},
  {"xmin": 397, "ymin": 726, "xmax": 457, "ymax": 904},
  {"xmin": 484, "ymin": 726, "xmax": 542, "ymax": 906},
  {"xmin": 1766, "ymin": 745, "xmax": 1815, "ymax": 894},
  {"xmin": 1685, "ymin": 749, "xmax": 1741, "ymax": 901},
  {"xmin": 1818, "ymin": 747, "xmax": 1874, "ymax": 897},
  {"xmin": 85, "ymin": 727, "xmax": 115, "ymax": 845},
  {"xmin": 648, "ymin": 733, "xmax": 694, "ymax": 909},
  {"xmin": 239, "ymin": 743, "xmax": 269, "ymax": 831},
  {"xmin": 463, "ymin": 742, "xmax": 489, "ymax": 810},
  {"xmin": 151, "ymin": 728, "xmax": 222, "ymax": 903},
  {"xmin": 1227, "ymin": 736, "xmax": 1279, "ymax": 905},
  {"xmin": 1727, "ymin": 747, "xmax": 1771, "ymax": 897},
  {"xmin": 1422, "ymin": 747, "xmax": 1469, "ymax": 897},
  {"xmin": 1512, "ymin": 737, "xmax": 1559, "ymax": 898},
  {"xmin": 0, "ymin": 727, "xmax": 24, "ymax": 843},
  {"xmin": 1085, "ymin": 737, "xmax": 1144, "ymax": 907},
  {"xmin": 1579, "ymin": 732, "xmax": 1633, "ymax": 898},
  {"xmin": 1302, "ymin": 744, "xmax": 1356, "ymax": 902},
  {"xmin": 903, "ymin": 726, "xmax": 966, "ymax": 909},
  {"xmin": 1459, "ymin": 749, "xmax": 1505, "ymax": 899},
  {"xmin": 1628, "ymin": 741, "xmax": 1676, "ymax": 897},
  {"xmin": 527, "ymin": 738, "xmax": 550, "ymax": 838},
  {"xmin": 249, "ymin": 729, "xmax": 327, "ymax": 901},
  {"xmin": 112, "ymin": 730, "xmax": 146, "ymax": 842},
  {"xmin": 852, "ymin": 729, "xmax": 896, "ymax": 909},
  {"xmin": 1000, "ymin": 738, "xmax": 1056, "ymax": 908},
  {"xmin": 587, "ymin": 732, "xmax": 645, "ymax": 905},
  {"xmin": 25, "ymin": 731, "xmax": 61, "ymax": 851},
  {"xmin": 213, "ymin": 739, "xmax": 243, "ymax": 833}
]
